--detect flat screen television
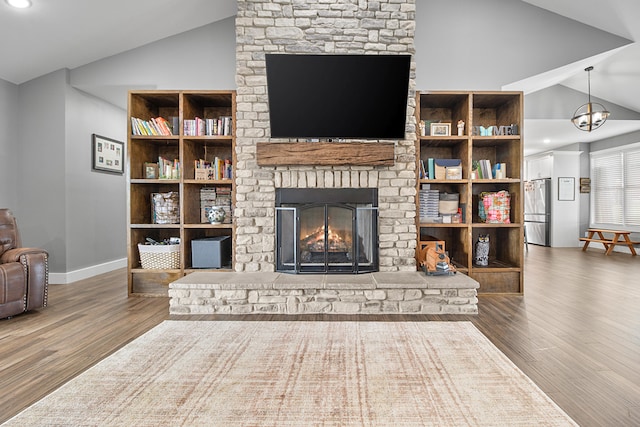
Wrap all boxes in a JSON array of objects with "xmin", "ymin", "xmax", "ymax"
[{"xmin": 265, "ymin": 54, "xmax": 411, "ymax": 139}]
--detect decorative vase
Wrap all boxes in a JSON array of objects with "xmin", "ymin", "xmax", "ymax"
[{"xmin": 207, "ymin": 206, "xmax": 225, "ymax": 224}]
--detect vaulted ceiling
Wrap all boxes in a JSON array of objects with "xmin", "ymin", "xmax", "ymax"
[{"xmin": 1, "ymin": 0, "xmax": 638, "ymax": 155}]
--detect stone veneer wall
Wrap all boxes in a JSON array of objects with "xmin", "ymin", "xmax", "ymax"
[
  {"xmin": 234, "ymin": 0, "xmax": 417, "ymax": 273},
  {"xmin": 169, "ymin": 272, "xmax": 479, "ymax": 315}
]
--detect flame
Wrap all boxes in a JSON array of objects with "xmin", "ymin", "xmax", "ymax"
[{"xmin": 302, "ymin": 224, "xmax": 350, "ymax": 252}]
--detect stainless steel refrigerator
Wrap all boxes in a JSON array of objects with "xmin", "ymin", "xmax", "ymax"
[{"xmin": 524, "ymin": 178, "xmax": 551, "ymax": 246}]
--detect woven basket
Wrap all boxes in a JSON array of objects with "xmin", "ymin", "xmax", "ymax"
[{"xmin": 138, "ymin": 244, "xmax": 180, "ymax": 269}]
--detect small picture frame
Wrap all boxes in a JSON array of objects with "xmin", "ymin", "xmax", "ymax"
[
  {"xmin": 92, "ymin": 134, "xmax": 124, "ymax": 175},
  {"xmin": 580, "ymin": 177, "xmax": 591, "ymax": 193},
  {"xmin": 430, "ymin": 123, "xmax": 451, "ymax": 137},
  {"xmin": 144, "ymin": 162, "xmax": 159, "ymax": 179}
]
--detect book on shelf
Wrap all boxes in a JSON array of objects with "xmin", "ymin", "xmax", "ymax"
[
  {"xmin": 472, "ymin": 159, "xmax": 491, "ymax": 179},
  {"xmin": 419, "ymin": 160, "xmax": 426, "ymax": 179},
  {"xmin": 184, "ymin": 116, "xmax": 233, "ymax": 136},
  {"xmin": 131, "ymin": 116, "xmax": 174, "ymax": 136}
]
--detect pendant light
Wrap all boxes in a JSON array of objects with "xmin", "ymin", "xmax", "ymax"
[{"xmin": 571, "ymin": 66, "xmax": 610, "ymax": 132}]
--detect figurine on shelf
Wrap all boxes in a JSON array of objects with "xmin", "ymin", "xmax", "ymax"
[
  {"xmin": 457, "ymin": 120, "xmax": 465, "ymax": 136},
  {"xmin": 474, "ymin": 234, "xmax": 490, "ymax": 266},
  {"xmin": 419, "ymin": 120, "xmax": 426, "ymax": 137}
]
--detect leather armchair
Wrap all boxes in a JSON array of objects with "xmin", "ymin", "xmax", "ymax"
[{"xmin": 0, "ymin": 209, "xmax": 49, "ymax": 319}]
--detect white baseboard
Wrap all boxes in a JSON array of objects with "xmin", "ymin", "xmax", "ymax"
[{"xmin": 49, "ymin": 258, "xmax": 127, "ymax": 285}]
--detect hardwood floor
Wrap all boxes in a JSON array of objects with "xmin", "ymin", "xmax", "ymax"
[{"xmin": 1, "ymin": 245, "xmax": 639, "ymax": 425}]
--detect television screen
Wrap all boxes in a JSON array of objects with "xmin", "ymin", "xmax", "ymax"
[{"xmin": 265, "ymin": 54, "xmax": 411, "ymax": 139}]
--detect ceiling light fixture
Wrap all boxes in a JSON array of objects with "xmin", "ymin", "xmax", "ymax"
[
  {"xmin": 5, "ymin": 0, "xmax": 32, "ymax": 8},
  {"xmin": 571, "ymin": 66, "xmax": 610, "ymax": 132}
]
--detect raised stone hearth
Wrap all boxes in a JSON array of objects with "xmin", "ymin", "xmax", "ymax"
[{"xmin": 169, "ymin": 272, "xmax": 479, "ymax": 315}]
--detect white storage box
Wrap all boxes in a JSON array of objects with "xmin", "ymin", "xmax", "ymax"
[{"xmin": 138, "ymin": 244, "xmax": 180, "ymax": 269}]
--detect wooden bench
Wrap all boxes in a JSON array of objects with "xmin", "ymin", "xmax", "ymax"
[{"xmin": 579, "ymin": 228, "xmax": 638, "ymax": 256}]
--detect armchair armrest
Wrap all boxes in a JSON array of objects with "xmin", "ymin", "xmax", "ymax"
[
  {"xmin": 1, "ymin": 247, "xmax": 48, "ymax": 264},
  {"xmin": 0, "ymin": 248, "xmax": 48, "ymax": 310}
]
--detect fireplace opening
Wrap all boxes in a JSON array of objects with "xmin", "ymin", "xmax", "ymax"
[{"xmin": 276, "ymin": 188, "xmax": 378, "ymax": 274}]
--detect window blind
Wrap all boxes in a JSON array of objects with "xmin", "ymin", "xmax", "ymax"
[
  {"xmin": 590, "ymin": 144, "xmax": 640, "ymax": 230},
  {"xmin": 625, "ymin": 150, "xmax": 640, "ymax": 225}
]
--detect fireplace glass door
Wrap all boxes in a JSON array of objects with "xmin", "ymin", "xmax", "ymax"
[
  {"xmin": 276, "ymin": 188, "xmax": 378, "ymax": 274},
  {"xmin": 277, "ymin": 204, "xmax": 377, "ymax": 273},
  {"xmin": 300, "ymin": 205, "xmax": 353, "ymax": 272}
]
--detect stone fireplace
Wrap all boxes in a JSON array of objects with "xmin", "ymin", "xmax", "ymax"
[
  {"xmin": 275, "ymin": 188, "xmax": 378, "ymax": 274},
  {"xmin": 232, "ymin": 0, "xmax": 418, "ymax": 274},
  {"xmin": 168, "ymin": 0, "xmax": 480, "ymax": 315}
]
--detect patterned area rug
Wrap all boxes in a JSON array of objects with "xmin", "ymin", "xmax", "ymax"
[{"xmin": 3, "ymin": 321, "xmax": 577, "ymax": 426}]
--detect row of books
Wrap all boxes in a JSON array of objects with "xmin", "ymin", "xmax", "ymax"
[
  {"xmin": 200, "ymin": 187, "xmax": 233, "ymax": 224},
  {"xmin": 194, "ymin": 157, "xmax": 233, "ymax": 180},
  {"xmin": 419, "ymin": 158, "xmax": 509, "ymax": 180},
  {"xmin": 158, "ymin": 157, "xmax": 180, "ymax": 179},
  {"xmin": 131, "ymin": 116, "xmax": 177, "ymax": 136},
  {"xmin": 473, "ymin": 160, "xmax": 507, "ymax": 179},
  {"xmin": 184, "ymin": 116, "xmax": 233, "ymax": 136}
]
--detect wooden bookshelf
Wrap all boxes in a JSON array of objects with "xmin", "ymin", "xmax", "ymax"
[
  {"xmin": 416, "ymin": 91, "xmax": 524, "ymax": 294},
  {"xmin": 127, "ymin": 90, "xmax": 236, "ymax": 296}
]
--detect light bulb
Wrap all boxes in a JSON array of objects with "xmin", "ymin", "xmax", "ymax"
[{"xmin": 6, "ymin": 0, "xmax": 32, "ymax": 8}]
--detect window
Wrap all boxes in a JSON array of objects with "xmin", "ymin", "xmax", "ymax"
[{"xmin": 590, "ymin": 143, "xmax": 640, "ymax": 231}]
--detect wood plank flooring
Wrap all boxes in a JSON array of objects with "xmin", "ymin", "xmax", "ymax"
[{"xmin": 1, "ymin": 245, "xmax": 639, "ymax": 426}]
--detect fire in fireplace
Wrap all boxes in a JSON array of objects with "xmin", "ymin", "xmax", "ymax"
[{"xmin": 275, "ymin": 188, "xmax": 378, "ymax": 273}]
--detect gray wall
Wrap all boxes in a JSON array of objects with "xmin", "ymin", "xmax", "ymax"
[
  {"xmin": 71, "ymin": 18, "xmax": 237, "ymax": 108},
  {"xmin": 64, "ymin": 87, "xmax": 126, "ymax": 272},
  {"xmin": 17, "ymin": 70, "xmax": 67, "ymax": 270},
  {"xmin": 0, "ymin": 79, "xmax": 18, "ymax": 209},
  {"xmin": 14, "ymin": 70, "xmax": 125, "ymax": 274},
  {"xmin": 414, "ymin": 0, "xmax": 629, "ymax": 90},
  {"xmin": 590, "ymin": 129, "xmax": 640, "ymax": 153}
]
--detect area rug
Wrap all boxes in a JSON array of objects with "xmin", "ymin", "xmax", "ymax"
[{"xmin": 3, "ymin": 321, "xmax": 577, "ymax": 426}]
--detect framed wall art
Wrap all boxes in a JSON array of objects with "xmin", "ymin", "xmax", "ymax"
[
  {"xmin": 580, "ymin": 177, "xmax": 591, "ymax": 193},
  {"xmin": 558, "ymin": 177, "xmax": 575, "ymax": 201},
  {"xmin": 92, "ymin": 134, "xmax": 124, "ymax": 175}
]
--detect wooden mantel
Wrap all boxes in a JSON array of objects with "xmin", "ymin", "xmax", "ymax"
[{"xmin": 256, "ymin": 142, "xmax": 395, "ymax": 166}]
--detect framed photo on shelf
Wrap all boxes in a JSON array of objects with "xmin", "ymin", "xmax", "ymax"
[
  {"xmin": 430, "ymin": 123, "xmax": 451, "ymax": 137},
  {"xmin": 92, "ymin": 134, "xmax": 124, "ymax": 175}
]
